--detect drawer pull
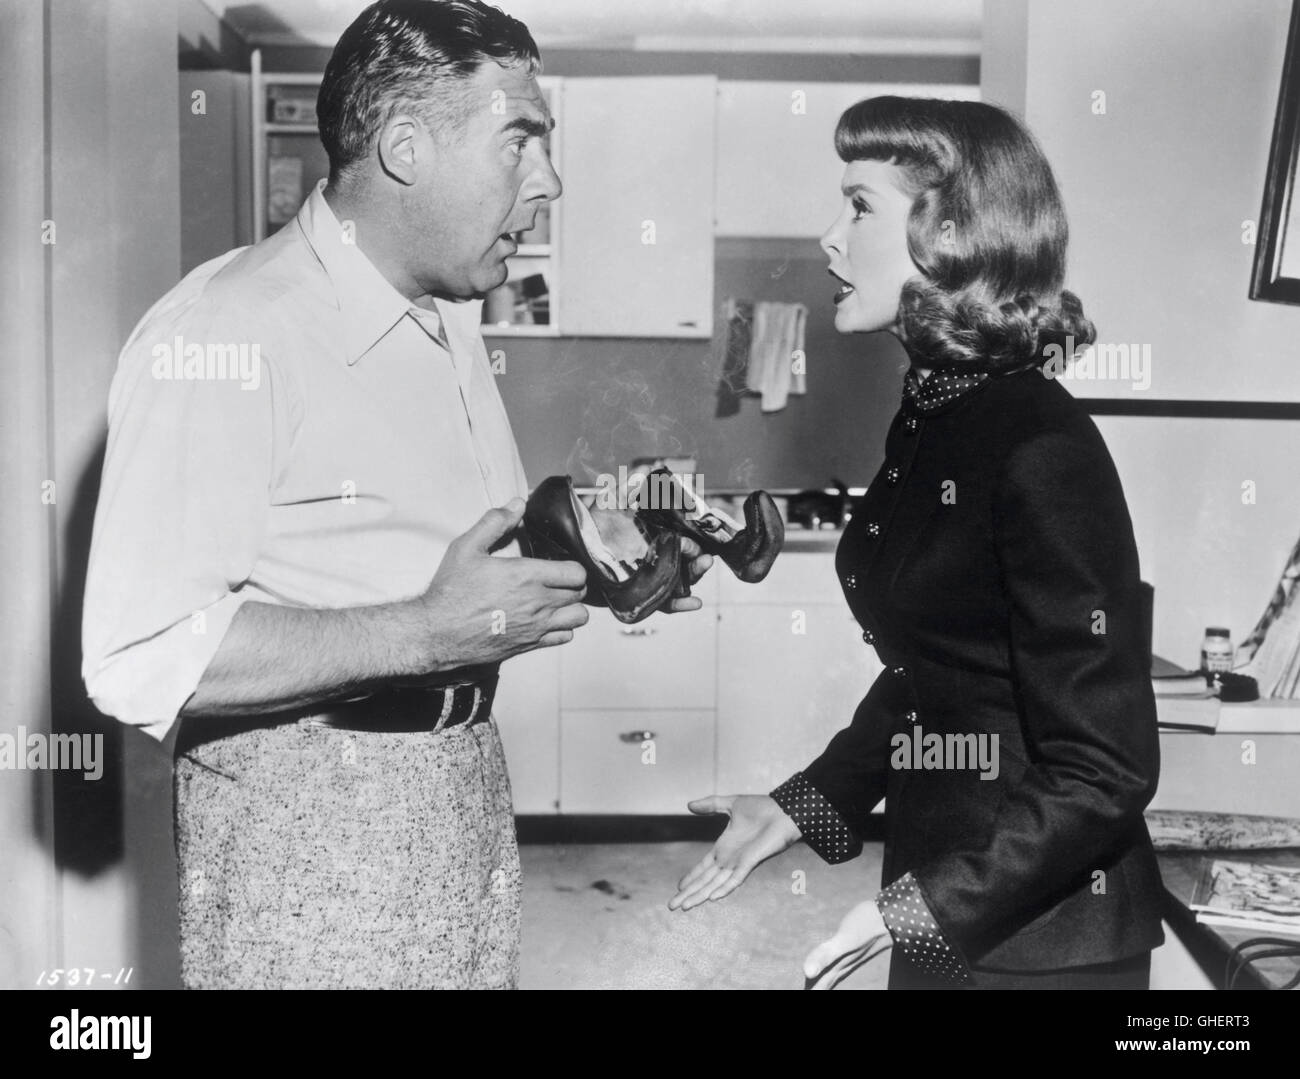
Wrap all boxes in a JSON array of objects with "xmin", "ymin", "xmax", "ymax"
[
  {"xmin": 619, "ymin": 730, "xmax": 656, "ymax": 743},
  {"xmin": 619, "ymin": 626, "xmax": 659, "ymax": 637}
]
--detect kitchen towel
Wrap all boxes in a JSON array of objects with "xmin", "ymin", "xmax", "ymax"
[{"xmin": 746, "ymin": 300, "xmax": 808, "ymax": 413}]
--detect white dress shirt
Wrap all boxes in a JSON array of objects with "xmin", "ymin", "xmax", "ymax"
[{"xmin": 82, "ymin": 180, "xmax": 530, "ymax": 740}]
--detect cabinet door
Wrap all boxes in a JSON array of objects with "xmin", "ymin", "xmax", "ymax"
[
  {"xmin": 716, "ymin": 604, "xmax": 882, "ymax": 793},
  {"xmin": 557, "ymin": 77, "xmax": 716, "ymax": 338},
  {"xmin": 561, "ymin": 709, "xmax": 715, "ymax": 814},
  {"xmin": 493, "ymin": 645, "xmax": 561, "ymax": 813},
  {"xmin": 560, "ymin": 604, "xmax": 717, "ymax": 711}
]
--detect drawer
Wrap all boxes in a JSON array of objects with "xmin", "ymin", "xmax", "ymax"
[
  {"xmin": 560, "ymin": 709, "xmax": 715, "ymax": 814},
  {"xmin": 560, "ymin": 606, "xmax": 717, "ymax": 710}
]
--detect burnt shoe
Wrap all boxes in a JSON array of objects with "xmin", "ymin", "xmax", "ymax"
[
  {"xmin": 522, "ymin": 475, "xmax": 682, "ymax": 624},
  {"xmin": 637, "ymin": 467, "xmax": 784, "ymax": 584}
]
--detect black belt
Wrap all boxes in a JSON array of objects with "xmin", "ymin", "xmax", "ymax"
[{"xmin": 310, "ymin": 676, "xmax": 499, "ymax": 734}]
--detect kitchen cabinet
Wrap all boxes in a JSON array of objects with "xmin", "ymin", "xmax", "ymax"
[
  {"xmin": 493, "ymin": 549, "xmax": 879, "ymax": 814},
  {"xmin": 714, "ymin": 80, "xmax": 979, "ymax": 239},
  {"xmin": 715, "ymin": 551, "xmax": 881, "ymax": 792},
  {"xmin": 556, "ymin": 76, "xmax": 717, "ymax": 339},
  {"xmin": 716, "ymin": 602, "xmax": 880, "ymax": 794},
  {"xmin": 493, "ymin": 643, "xmax": 561, "ymax": 813},
  {"xmin": 561, "ymin": 709, "xmax": 716, "ymax": 814},
  {"xmin": 559, "ymin": 596, "xmax": 718, "ymax": 712},
  {"xmin": 248, "ymin": 58, "xmax": 714, "ymax": 339}
]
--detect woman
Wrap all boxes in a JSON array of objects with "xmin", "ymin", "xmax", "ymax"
[{"xmin": 669, "ymin": 97, "xmax": 1165, "ymax": 989}]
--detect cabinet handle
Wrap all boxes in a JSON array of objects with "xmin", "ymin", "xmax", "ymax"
[
  {"xmin": 619, "ymin": 730, "xmax": 656, "ymax": 743},
  {"xmin": 619, "ymin": 625, "xmax": 658, "ymax": 637}
]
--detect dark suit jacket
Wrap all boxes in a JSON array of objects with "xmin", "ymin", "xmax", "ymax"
[{"xmin": 803, "ymin": 365, "xmax": 1166, "ymax": 971}]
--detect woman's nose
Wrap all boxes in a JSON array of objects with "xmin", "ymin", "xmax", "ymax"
[{"xmin": 820, "ymin": 225, "xmax": 841, "ymax": 259}]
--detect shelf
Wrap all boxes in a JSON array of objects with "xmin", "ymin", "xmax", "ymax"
[
  {"xmin": 481, "ymin": 323, "xmax": 560, "ymax": 338},
  {"xmin": 265, "ymin": 122, "xmax": 317, "ymax": 134}
]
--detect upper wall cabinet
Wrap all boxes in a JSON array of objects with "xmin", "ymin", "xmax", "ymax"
[
  {"xmin": 557, "ymin": 76, "xmax": 718, "ymax": 339},
  {"xmin": 714, "ymin": 81, "xmax": 978, "ymax": 239}
]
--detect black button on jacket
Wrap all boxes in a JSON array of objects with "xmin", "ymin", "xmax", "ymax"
[{"xmin": 805, "ymin": 364, "xmax": 1165, "ymax": 971}]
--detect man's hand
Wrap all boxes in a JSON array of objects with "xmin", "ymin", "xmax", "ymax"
[
  {"xmin": 588, "ymin": 507, "xmax": 713, "ymax": 614},
  {"xmin": 411, "ymin": 498, "xmax": 590, "ymax": 670},
  {"xmin": 668, "ymin": 794, "xmax": 801, "ymax": 910},
  {"xmin": 665, "ymin": 536, "xmax": 712, "ymax": 613},
  {"xmin": 802, "ymin": 899, "xmax": 893, "ymax": 990}
]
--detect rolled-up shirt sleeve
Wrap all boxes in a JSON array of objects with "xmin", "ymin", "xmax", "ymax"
[{"xmin": 81, "ymin": 305, "xmax": 281, "ymax": 740}]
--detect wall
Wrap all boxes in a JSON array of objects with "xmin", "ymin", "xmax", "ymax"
[
  {"xmin": 495, "ymin": 240, "xmax": 905, "ymax": 490},
  {"xmin": 0, "ymin": 0, "xmax": 183, "ymax": 990},
  {"xmin": 983, "ymin": 0, "xmax": 1300, "ymax": 670}
]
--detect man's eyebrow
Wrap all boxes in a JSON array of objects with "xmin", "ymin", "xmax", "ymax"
[{"xmin": 500, "ymin": 115, "xmax": 555, "ymax": 138}]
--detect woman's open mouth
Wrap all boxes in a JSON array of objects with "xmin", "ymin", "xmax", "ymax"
[{"xmin": 829, "ymin": 269, "xmax": 855, "ymax": 304}]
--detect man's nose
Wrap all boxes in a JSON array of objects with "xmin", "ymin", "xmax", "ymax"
[{"xmin": 532, "ymin": 153, "xmax": 562, "ymax": 203}]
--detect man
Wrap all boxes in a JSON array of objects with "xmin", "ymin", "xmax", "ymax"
[{"xmin": 82, "ymin": 0, "xmax": 707, "ymax": 989}]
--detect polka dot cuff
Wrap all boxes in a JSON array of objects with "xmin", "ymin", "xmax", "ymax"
[
  {"xmin": 769, "ymin": 773, "xmax": 861, "ymax": 864},
  {"xmin": 877, "ymin": 872, "xmax": 969, "ymax": 984}
]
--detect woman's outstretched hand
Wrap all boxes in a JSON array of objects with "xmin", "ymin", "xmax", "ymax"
[
  {"xmin": 802, "ymin": 899, "xmax": 893, "ymax": 990},
  {"xmin": 667, "ymin": 794, "xmax": 802, "ymax": 911}
]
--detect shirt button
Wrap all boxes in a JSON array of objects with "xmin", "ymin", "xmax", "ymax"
[
  {"xmin": 891, "ymin": 665, "xmax": 910, "ymax": 679},
  {"xmin": 842, "ymin": 573, "xmax": 858, "ymax": 589},
  {"xmin": 866, "ymin": 521, "xmax": 881, "ymax": 538},
  {"xmin": 903, "ymin": 416, "xmax": 920, "ymax": 435},
  {"xmin": 885, "ymin": 467, "xmax": 901, "ymax": 486},
  {"xmin": 904, "ymin": 710, "xmax": 920, "ymax": 724},
  {"xmin": 862, "ymin": 628, "xmax": 876, "ymax": 645}
]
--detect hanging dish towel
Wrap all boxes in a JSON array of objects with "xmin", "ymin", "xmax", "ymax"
[{"xmin": 745, "ymin": 301, "xmax": 808, "ymax": 413}]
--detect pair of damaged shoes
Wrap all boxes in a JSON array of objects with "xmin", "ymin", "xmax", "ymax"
[{"xmin": 521, "ymin": 468, "xmax": 784, "ymax": 623}]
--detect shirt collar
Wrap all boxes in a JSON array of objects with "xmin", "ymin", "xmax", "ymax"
[{"xmin": 294, "ymin": 179, "xmax": 442, "ymax": 365}]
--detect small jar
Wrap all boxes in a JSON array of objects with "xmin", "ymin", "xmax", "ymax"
[{"xmin": 1201, "ymin": 627, "xmax": 1234, "ymax": 673}]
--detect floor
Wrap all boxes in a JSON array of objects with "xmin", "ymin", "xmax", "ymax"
[{"xmin": 519, "ymin": 840, "xmax": 889, "ymax": 990}]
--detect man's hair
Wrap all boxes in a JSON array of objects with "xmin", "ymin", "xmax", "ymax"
[
  {"xmin": 317, "ymin": 0, "xmax": 540, "ymax": 181},
  {"xmin": 836, "ymin": 96, "xmax": 1095, "ymax": 370}
]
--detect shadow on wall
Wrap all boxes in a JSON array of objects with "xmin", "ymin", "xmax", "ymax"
[{"xmin": 47, "ymin": 437, "xmax": 182, "ymax": 988}]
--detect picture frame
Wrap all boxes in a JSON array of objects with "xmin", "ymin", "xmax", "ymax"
[{"xmin": 1250, "ymin": 0, "xmax": 1300, "ymax": 305}]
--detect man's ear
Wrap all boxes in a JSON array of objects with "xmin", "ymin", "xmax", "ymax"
[{"xmin": 376, "ymin": 115, "xmax": 421, "ymax": 186}]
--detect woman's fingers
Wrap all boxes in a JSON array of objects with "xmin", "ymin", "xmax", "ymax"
[
  {"xmin": 672, "ymin": 864, "xmax": 728, "ymax": 910},
  {"xmin": 674, "ymin": 851, "xmax": 717, "ymax": 894},
  {"xmin": 705, "ymin": 867, "xmax": 745, "ymax": 902}
]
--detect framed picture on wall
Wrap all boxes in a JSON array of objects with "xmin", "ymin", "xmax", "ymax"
[{"xmin": 1251, "ymin": 0, "xmax": 1300, "ymax": 305}]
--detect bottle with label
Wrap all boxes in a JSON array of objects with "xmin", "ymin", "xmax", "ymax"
[{"xmin": 1200, "ymin": 627, "xmax": 1234, "ymax": 673}]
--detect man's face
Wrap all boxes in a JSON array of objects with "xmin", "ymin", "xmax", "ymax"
[{"xmin": 408, "ymin": 62, "xmax": 561, "ymax": 299}]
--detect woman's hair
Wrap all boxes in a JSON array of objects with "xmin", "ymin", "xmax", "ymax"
[{"xmin": 836, "ymin": 96, "xmax": 1094, "ymax": 370}]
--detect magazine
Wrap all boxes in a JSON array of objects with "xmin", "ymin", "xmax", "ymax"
[{"xmin": 1190, "ymin": 858, "xmax": 1300, "ymax": 937}]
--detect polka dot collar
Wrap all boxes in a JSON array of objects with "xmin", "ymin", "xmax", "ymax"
[{"xmin": 900, "ymin": 363, "xmax": 991, "ymax": 415}]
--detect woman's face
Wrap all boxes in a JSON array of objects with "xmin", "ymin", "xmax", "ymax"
[{"xmin": 819, "ymin": 158, "xmax": 920, "ymax": 335}]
